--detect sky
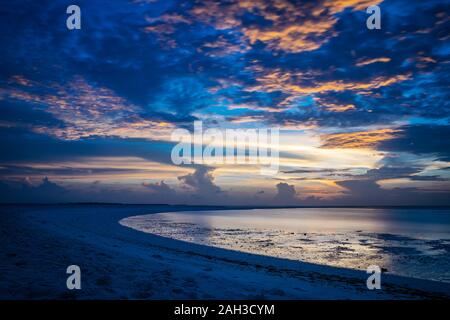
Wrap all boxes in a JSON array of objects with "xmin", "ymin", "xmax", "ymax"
[{"xmin": 0, "ymin": 0, "xmax": 449, "ymax": 205}]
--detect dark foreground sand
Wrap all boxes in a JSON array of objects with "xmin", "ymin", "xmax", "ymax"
[{"xmin": 1, "ymin": 204, "xmax": 449, "ymax": 299}]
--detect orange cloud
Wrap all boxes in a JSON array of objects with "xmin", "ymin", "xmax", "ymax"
[
  {"xmin": 243, "ymin": 18, "xmax": 337, "ymax": 53},
  {"xmin": 1, "ymin": 76, "xmax": 176, "ymax": 141},
  {"xmin": 147, "ymin": 0, "xmax": 384, "ymax": 53},
  {"xmin": 321, "ymin": 128, "xmax": 399, "ymax": 149},
  {"xmin": 248, "ymin": 70, "xmax": 410, "ymax": 96},
  {"xmin": 321, "ymin": 0, "xmax": 383, "ymax": 14},
  {"xmin": 319, "ymin": 102, "xmax": 356, "ymax": 112},
  {"xmin": 356, "ymin": 57, "xmax": 391, "ymax": 67}
]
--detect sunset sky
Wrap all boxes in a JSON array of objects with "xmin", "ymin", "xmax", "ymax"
[{"xmin": 1, "ymin": 0, "xmax": 449, "ymax": 205}]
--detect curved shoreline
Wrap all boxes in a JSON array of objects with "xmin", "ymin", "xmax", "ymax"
[
  {"xmin": 118, "ymin": 208, "xmax": 450, "ymax": 284},
  {"xmin": 1, "ymin": 204, "xmax": 450, "ymax": 299}
]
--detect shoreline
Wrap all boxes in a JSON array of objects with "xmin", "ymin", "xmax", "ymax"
[{"xmin": 1, "ymin": 204, "xmax": 450, "ymax": 299}]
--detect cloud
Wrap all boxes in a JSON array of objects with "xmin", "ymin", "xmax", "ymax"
[
  {"xmin": 321, "ymin": 128, "xmax": 399, "ymax": 149},
  {"xmin": 283, "ymin": 168, "xmax": 355, "ymax": 175},
  {"xmin": 335, "ymin": 179, "xmax": 450, "ymax": 206},
  {"xmin": 0, "ymin": 177, "xmax": 68, "ymax": 203},
  {"xmin": 0, "ymin": 164, "xmax": 145, "ymax": 178},
  {"xmin": 178, "ymin": 166, "xmax": 222, "ymax": 195},
  {"xmin": 140, "ymin": 167, "xmax": 224, "ymax": 204},
  {"xmin": 145, "ymin": 13, "xmax": 192, "ymax": 25},
  {"xmin": 188, "ymin": 0, "xmax": 383, "ymax": 53},
  {"xmin": 352, "ymin": 166, "xmax": 420, "ymax": 180},
  {"xmin": 316, "ymin": 102, "xmax": 356, "ymax": 112},
  {"xmin": 0, "ymin": 127, "xmax": 175, "ymax": 166},
  {"xmin": 142, "ymin": 180, "xmax": 176, "ymax": 195},
  {"xmin": 356, "ymin": 57, "xmax": 391, "ymax": 67},
  {"xmin": 378, "ymin": 125, "xmax": 450, "ymax": 161},
  {"xmin": 199, "ymin": 35, "xmax": 250, "ymax": 57},
  {"xmin": 248, "ymin": 72, "xmax": 411, "ymax": 95},
  {"xmin": 1, "ymin": 75, "xmax": 177, "ymax": 141},
  {"xmin": 273, "ymin": 182, "xmax": 297, "ymax": 204},
  {"xmin": 340, "ymin": 165, "xmax": 449, "ymax": 182},
  {"xmin": 243, "ymin": 19, "xmax": 337, "ymax": 53}
]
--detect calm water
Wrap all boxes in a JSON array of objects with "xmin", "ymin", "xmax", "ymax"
[{"xmin": 120, "ymin": 208, "xmax": 450, "ymax": 282}]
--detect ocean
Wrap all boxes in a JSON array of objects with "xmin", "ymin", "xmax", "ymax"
[{"xmin": 120, "ymin": 207, "xmax": 450, "ymax": 283}]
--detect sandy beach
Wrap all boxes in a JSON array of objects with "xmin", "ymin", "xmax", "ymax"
[{"xmin": 1, "ymin": 204, "xmax": 449, "ymax": 300}]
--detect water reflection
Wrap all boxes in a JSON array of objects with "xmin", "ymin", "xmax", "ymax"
[{"xmin": 120, "ymin": 208, "xmax": 450, "ymax": 282}]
